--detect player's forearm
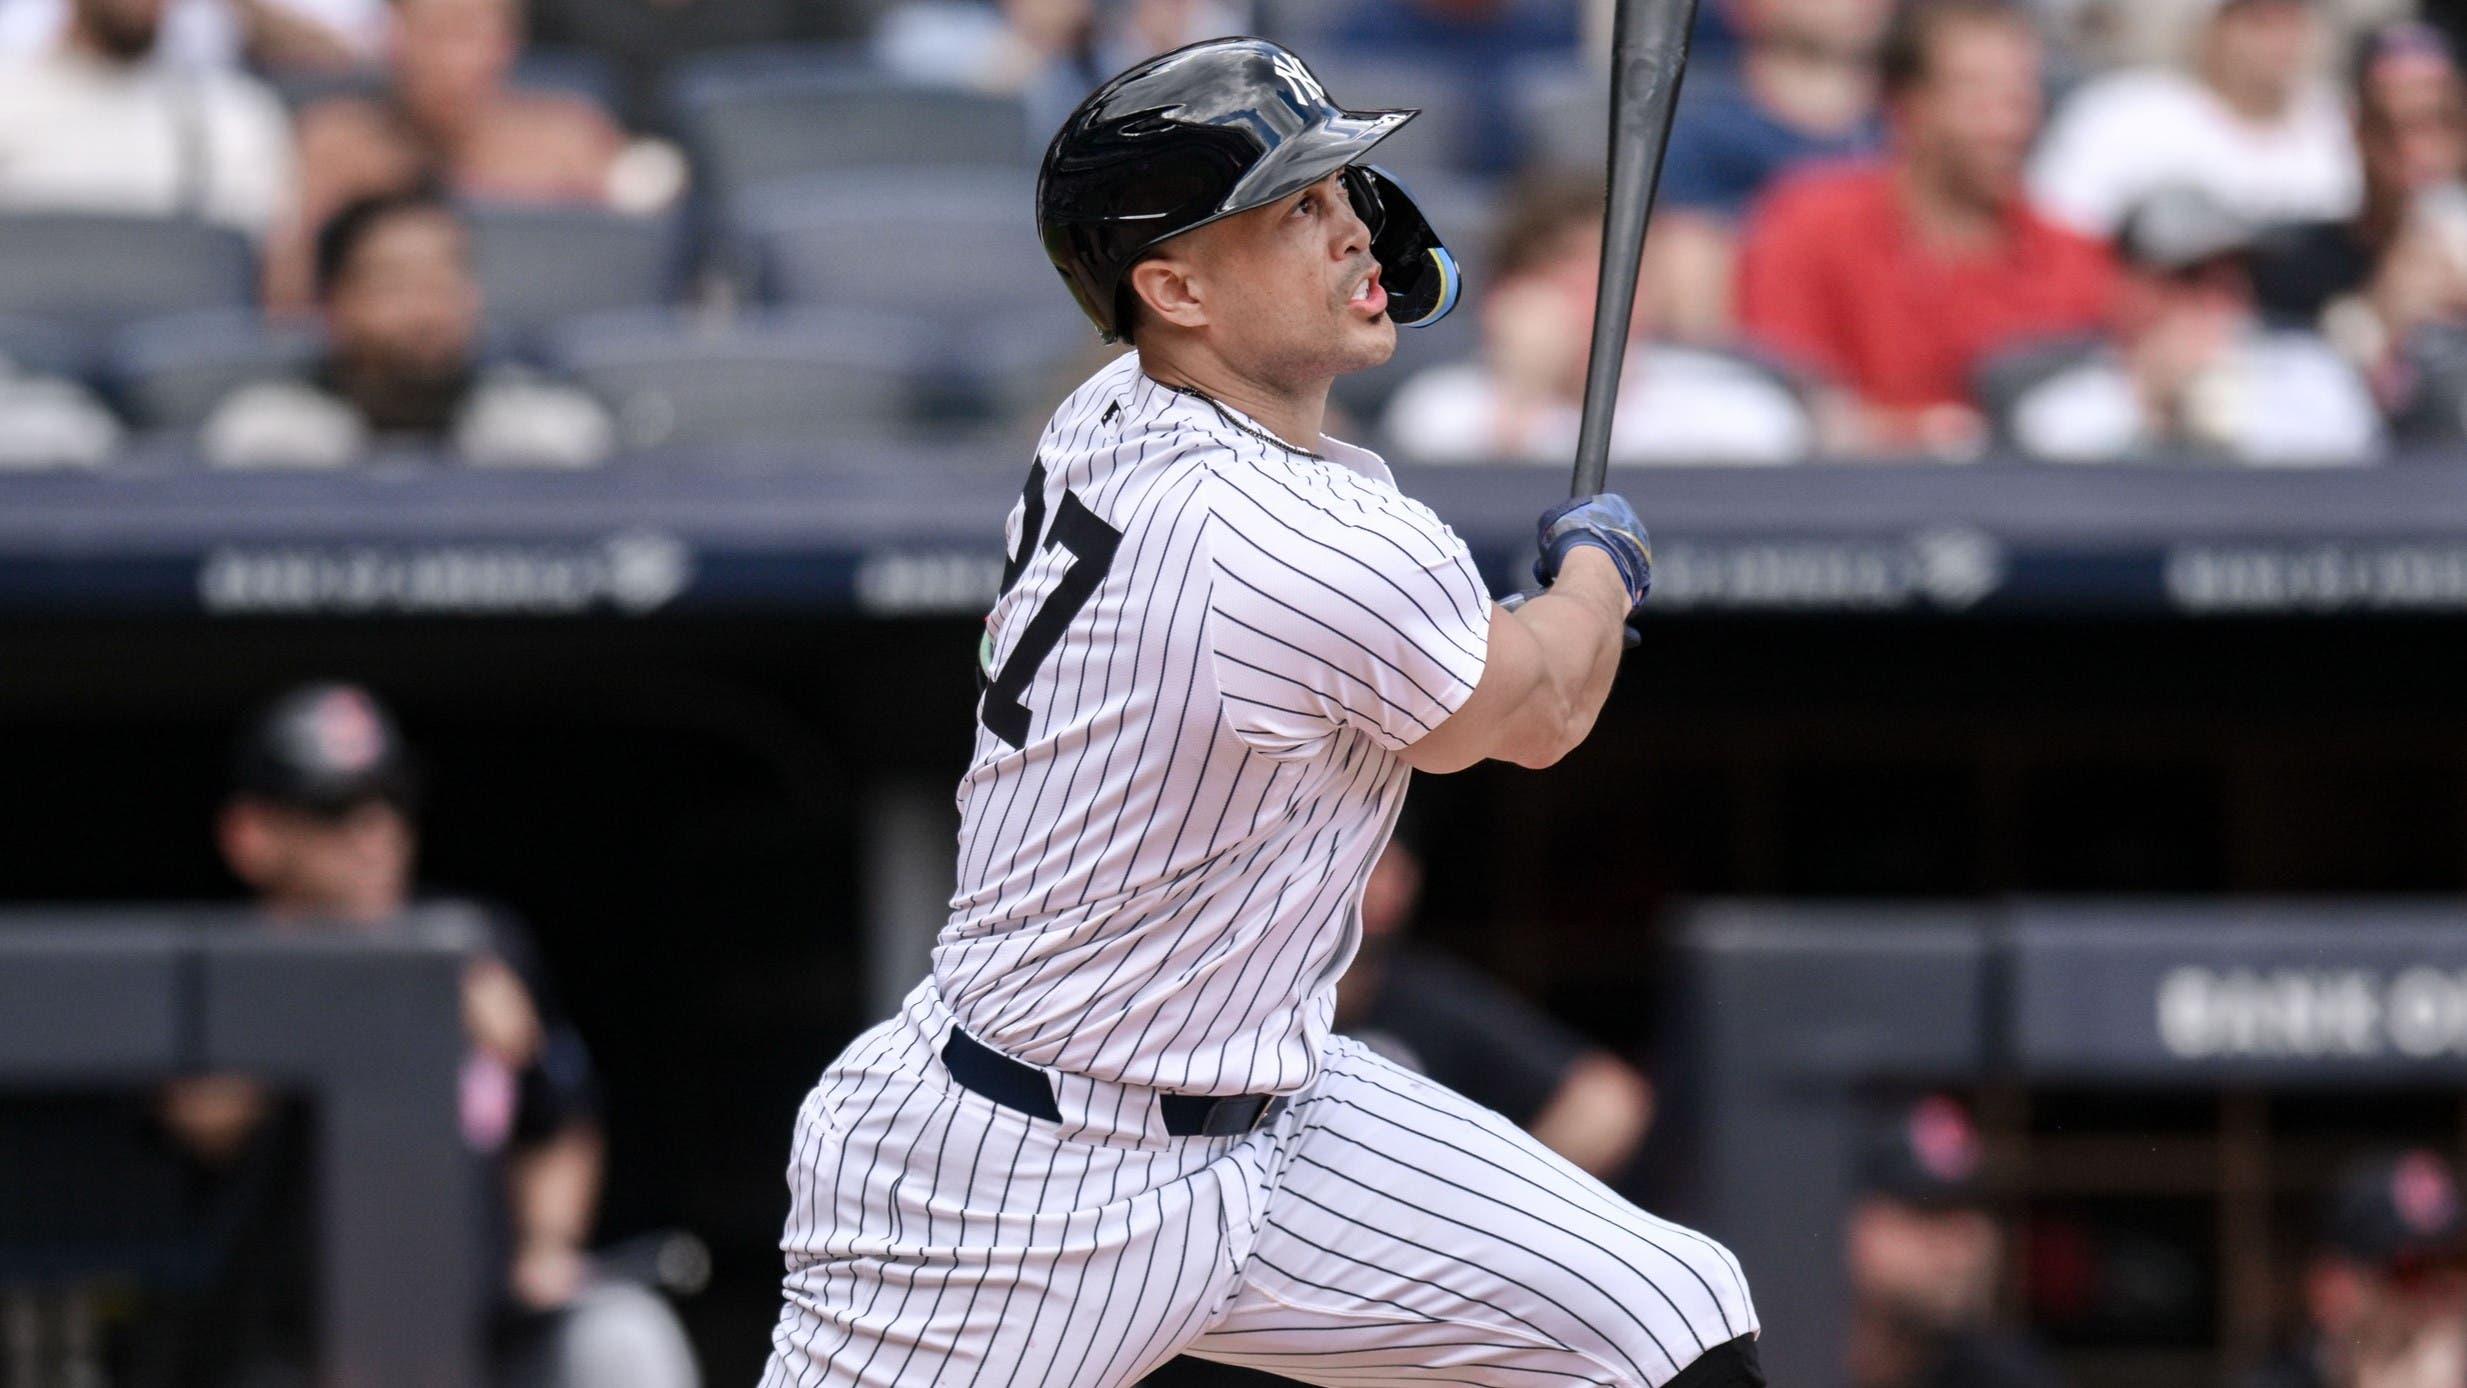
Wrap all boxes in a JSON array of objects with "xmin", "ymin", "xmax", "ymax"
[
  {"xmin": 1528, "ymin": 1053, "xmax": 1656, "ymax": 1178},
  {"xmin": 509, "ymin": 1124, "xmax": 604, "ymax": 1251},
  {"xmin": 1493, "ymin": 550, "xmax": 1629, "ymax": 768}
]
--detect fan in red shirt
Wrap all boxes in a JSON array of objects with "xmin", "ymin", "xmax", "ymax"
[{"xmin": 1738, "ymin": 0, "xmax": 2119, "ymax": 455}]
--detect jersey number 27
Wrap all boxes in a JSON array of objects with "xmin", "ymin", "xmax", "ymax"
[{"xmin": 980, "ymin": 460, "xmax": 1123, "ymax": 749}]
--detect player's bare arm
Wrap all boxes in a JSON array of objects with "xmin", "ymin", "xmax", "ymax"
[
  {"xmin": 1403, "ymin": 548, "xmax": 1628, "ymax": 774},
  {"xmin": 1405, "ymin": 494, "xmax": 1658, "ymax": 775}
]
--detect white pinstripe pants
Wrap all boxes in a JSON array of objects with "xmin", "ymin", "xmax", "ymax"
[{"xmin": 760, "ymin": 982, "xmax": 1757, "ymax": 1387}]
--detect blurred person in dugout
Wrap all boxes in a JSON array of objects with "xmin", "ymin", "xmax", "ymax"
[
  {"xmin": 1383, "ymin": 174, "xmax": 1817, "ymax": 465},
  {"xmin": 159, "ymin": 682, "xmax": 699, "ymax": 1388},
  {"xmin": 2253, "ymin": 22, "xmax": 2467, "ymax": 438},
  {"xmin": 2246, "ymin": 1150, "xmax": 2467, "ymax": 1388},
  {"xmin": 269, "ymin": 0, "xmax": 665, "ymax": 308},
  {"xmin": 1734, "ymin": 0, "xmax": 2118, "ymax": 456},
  {"xmin": 1846, "ymin": 1096, "xmax": 2061, "ymax": 1388},
  {"xmin": 0, "ymin": 0, "xmax": 295, "ymax": 236},
  {"xmin": 203, "ymin": 188, "xmax": 613, "ymax": 467},
  {"xmin": 1333, "ymin": 830, "xmax": 1658, "ymax": 1182},
  {"xmin": 2030, "ymin": 0, "xmax": 2362, "ymax": 240},
  {"xmin": 1645, "ymin": 0, "xmax": 1895, "ymax": 343},
  {"xmin": 2001, "ymin": 185, "xmax": 2385, "ymax": 462}
]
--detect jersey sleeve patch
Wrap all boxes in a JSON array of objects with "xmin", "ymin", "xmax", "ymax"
[{"xmin": 1204, "ymin": 460, "xmax": 1492, "ymax": 758}]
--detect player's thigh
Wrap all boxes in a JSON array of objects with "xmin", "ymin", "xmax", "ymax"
[
  {"xmin": 762, "ymin": 1054, "xmax": 1242, "ymax": 1388},
  {"xmin": 1184, "ymin": 1041, "xmax": 1757, "ymax": 1388}
]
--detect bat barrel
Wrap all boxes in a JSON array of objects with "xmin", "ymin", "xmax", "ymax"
[{"xmin": 1570, "ymin": 0, "xmax": 1698, "ymax": 500}]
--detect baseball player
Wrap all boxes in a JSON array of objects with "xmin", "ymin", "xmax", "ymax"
[{"xmin": 761, "ymin": 38, "xmax": 1760, "ymax": 1388}]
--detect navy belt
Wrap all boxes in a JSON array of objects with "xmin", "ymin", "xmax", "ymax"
[{"xmin": 940, "ymin": 1026, "xmax": 1288, "ymax": 1137}]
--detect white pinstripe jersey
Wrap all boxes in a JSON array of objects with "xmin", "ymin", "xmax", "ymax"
[{"xmin": 933, "ymin": 351, "xmax": 1495, "ymax": 1097}]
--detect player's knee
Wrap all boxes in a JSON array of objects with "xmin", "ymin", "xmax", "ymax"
[{"xmin": 1588, "ymin": 1219, "xmax": 1758, "ymax": 1381}]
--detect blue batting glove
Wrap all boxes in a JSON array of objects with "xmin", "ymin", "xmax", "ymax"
[{"xmin": 1534, "ymin": 493, "xmax": 1653, "ymax": 618}]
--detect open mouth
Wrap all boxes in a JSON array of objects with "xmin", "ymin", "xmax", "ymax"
[{"xmin": 1348, "ymin": 267, "xmax": 1388, "ymax": 316}]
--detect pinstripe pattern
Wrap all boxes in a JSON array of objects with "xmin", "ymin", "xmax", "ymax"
[
  {"xmin": 759, "ymin": 987, "xmax": 1757, "ymax": 1386},
  {"xmin": 761, "ymin": 355, "xmax": 1756, "ymax": 1385},
  {"xmin": 935, "ymin": 352, "xmax": 1493, "ymax": 1098}
]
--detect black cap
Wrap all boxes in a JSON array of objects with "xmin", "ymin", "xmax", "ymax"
[
  {"xmin": 1036, "ymin": 37, "xmax": 1461, "ymax": 341},
  {"xmin": 1860, "ymin": 1095, "xmax": 1989, "ymax": 1208},
  {"xmin": 231, "ymin": 683, "xmax": 419, "ymax": 816},
  {"xmin": 2323, "ymin": 1150, "xmax": 2467, "ymax": 1268}
]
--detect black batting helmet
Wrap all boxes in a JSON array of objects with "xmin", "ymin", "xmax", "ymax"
[{"xmin": 1036, "ymin": 37, "xmax": 1464, "ymax": 343}]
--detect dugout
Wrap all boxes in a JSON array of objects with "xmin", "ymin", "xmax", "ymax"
[
  {"xmin": 1674, "ymin": 901, "xmax": 2467, "ymax": 1388},
  {"xmin": 5, "ymin": 460, "xmax": 2467, "ymax": 1380}
]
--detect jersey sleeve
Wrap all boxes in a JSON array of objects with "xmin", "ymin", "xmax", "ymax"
[{"xmin": 1205, "ymin": 466, "xmax": 1492, "ymax": 758}]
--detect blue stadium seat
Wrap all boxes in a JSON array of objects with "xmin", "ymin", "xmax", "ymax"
[
  {"xmin": 738, "ymin": 170, "xmax": 1054, "ymax": 319},
  {"xmin": 1511, "ymin": 59, "xmax": 1608, "ymax": 173},
  {"xmin": 512, "ymin": 46, "xmax": 624, "ymax": 109},
  {"xmin": 0, "ymin": 314, "xmax": 95, "ymax": 383},
  {"xmin": 544, "ymin": 308, "xmax": 933, "ymax": 451},
  {"xmin": 1295, "ymin": 50, "xmax": 1478, "ymax": 184},
  {"xmin": 0, "ymin": 214, "xmax": 255, "ymax": 351},
  {"xmin": 463, "ymin": 202, "xmax": 687, "ymax": 342},
  {"xmin": 1258, "ymin": 0, "xmax": 1381, "ymax": 44},
  {"xmin": 667, "ymin": 49, "xmax": 1033, "ymax": 207},
  {"xmin": 108, "ymin": 311, "xmax": 324, "ymax": 431}
]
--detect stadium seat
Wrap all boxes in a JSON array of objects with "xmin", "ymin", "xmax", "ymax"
[
  {"xmin": 1294, "ymin": 51, "xmax": 1477, "ymax": 183},
  {"xmin": 1973, "ymin": 333, "xmax": 2108, "ymax": 453},
  {"xmin": 0, "ymin": 314, "xmax": 95, "ymax": 383},
  {"xmin": 463, "ymin": 202, "xmax": 687, "ymax": 342},
  {"xmin": 667, "ymin": 50, "xmax": 1033, "ymax": 207},
  {"xmin": 544, "ymin": 308, "xmax": 932, "ymax": 451},
  {"xmin": 1258, "ymin": 0, "xmax": 1381, "ymax": 45},
  {"xmin": 1511, "ymin": 59, "xmax": 1608, "ymax": 173},
  {"xmin": 738, "ymin": 170, "xmax": 1054, "ymax": 319},
  {"xmin": 108, "ymin": 311, "xmax": 324, "ymax": 432},
  {"xmin": 512, "ymin": 46, "xmax": 623, "ymax": 109},
  {"xmin": 0, "ymin": 214, "xmax": 255, "ymax": 351}
]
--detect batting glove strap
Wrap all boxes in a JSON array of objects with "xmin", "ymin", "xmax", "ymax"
[{"xmin": 1534, "ymin": 494, "xmax": 1654, "ymax": 616}]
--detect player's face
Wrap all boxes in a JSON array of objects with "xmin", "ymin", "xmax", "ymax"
[
  {"xmin": 219, "ymin": 799, "xmax": 416, "ymax": 924},
  {"xmin": 1195, "ymin": 171, "xmax": 1398, "ymax": 386},
  {"xmin": 1846, "ymin": 1198, "xmax": 2000, "ymax": 1330}
]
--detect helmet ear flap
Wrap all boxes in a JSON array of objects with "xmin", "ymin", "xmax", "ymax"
[{"xmin": 1355, "ymin": 165, "xmax": 1462, "ymax": 330}]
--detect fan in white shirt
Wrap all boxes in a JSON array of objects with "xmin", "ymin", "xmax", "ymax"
[
  {"xmin": 1383, "ymin": 176, "xmax": 1815, "ymax": 466},
  {"xmin": 0, "ymin": 0, "xmax": 384, "ymax": 71},
  {"xmin": 2031, "ymin": 0, "xmax": 2362, "ymax": 238},
  {"xmin": 0, "ymin": 0, "xmax": 296, "ymax": 236}
]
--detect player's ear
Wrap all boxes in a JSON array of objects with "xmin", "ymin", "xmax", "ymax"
[{"xmin": 1127, "ymin": 255, "xmax": 1208, "ymax": 332}]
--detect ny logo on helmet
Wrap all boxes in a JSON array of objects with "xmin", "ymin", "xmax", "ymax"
[{"xmin": 1267, "ymin": 50, "xmax": 1326, "ymax": 112}]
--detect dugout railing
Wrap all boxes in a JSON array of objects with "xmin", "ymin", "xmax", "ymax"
[
  {"xmin": 0, "ymin": 907, "xmax": 483, "ymax": 1387},
  {"xmin": 1670, "ymin": 900, "xmax": 2467, "ymax": 1388}
]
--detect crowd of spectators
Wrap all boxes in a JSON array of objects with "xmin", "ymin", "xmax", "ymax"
[{"xmin": 6, "ymin": 0, "xmax": 2467, "ymax": 469}]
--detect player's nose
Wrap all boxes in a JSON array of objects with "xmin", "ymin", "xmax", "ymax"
[{"xmin": 1328, "ymin": 181, "xmax": 1370, "ymax": 258}]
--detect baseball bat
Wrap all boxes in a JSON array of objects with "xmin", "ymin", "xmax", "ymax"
[{"xmin": 1569, "ymin": 0, "xmax": 1702, "ymax": 499}]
